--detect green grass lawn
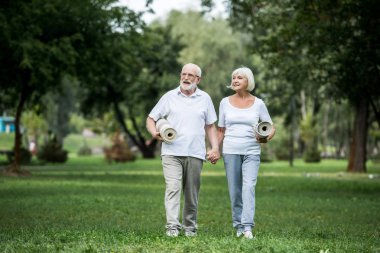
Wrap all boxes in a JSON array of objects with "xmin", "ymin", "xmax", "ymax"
[
  {"xmin": 0, "ymin": 133, "xmax": 14, "ymax": 150},
  {"xmin": 0, "ymin": 133, "xmax": 110, "ymax": 155},
  {"xmin": 0, "ymin": 158, "xmax": 379, "ymax": 252}
]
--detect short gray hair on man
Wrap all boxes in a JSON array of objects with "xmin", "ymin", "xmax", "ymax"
[
  {"xmin": 230, "ymin": 67, "xmax": 255, "ymax": 92},
  {"xmin": 183, "ymin": 63, "xmax": 202, "ymax": 77}
]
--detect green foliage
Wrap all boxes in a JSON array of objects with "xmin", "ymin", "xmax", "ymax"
[
  {"xmin": 37, "ymin": 136, "xmax": 68, "ymax": 163},
  {"xmin": 227, "ymin": 0, "xmax": 380, "ymax": 104},
  {"xmin": 226, "ymin": 0, "xmax": 380, "ymax": 171},
  {"xmin": 90, "ymin": 112, "xmax": 119, "ymax": 136},
  {"xmin": 43, "ymin": 76, "xmax": 78, "ymax": 143},
  {"xmin": 21, "ymin": 110, "xmax": 47, "ymax": 138},
  {"xmin": 164, "ymin": 10, "xmax": 249, "ymax": 103},
  {"xmin": 0, "ymin": 159, "xmax": 379, "ymax": 252},
  {"xmin": 0, "ymin": 0, "xmax": 149, "ymax": 165},
  {"xmin": 68, "ymin": 114, "xmax": 87, "ymax": 134},
  {"xmin": 77, "ymin": 20, "xmax": 183, "ymax": 157}
]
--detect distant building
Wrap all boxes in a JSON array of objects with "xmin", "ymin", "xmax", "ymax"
[{"xmin": 0, "ymin": 116, "xmax": 15, "ymax": 133}]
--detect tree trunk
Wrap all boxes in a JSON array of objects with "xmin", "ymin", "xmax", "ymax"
[
  {"xmin": 289, "ymin": 97, "xmax": 296, "ymax": 167},
  {"xmin": 322, "ymin": 100, "xmax": 330, "ymax": 156},
  {"xmin": 111, "ymin": 99, "xmax": 157, "ymax": 158},
  {"xmin": 104, "ymin": 84, "xmax": 157, "ymax": 158},
  {"xmin": 347, "ymin": 99, "xmax": 369, "ymax": 173},
  {"xmin": 6, "ymin": 82, "xmax": 30, "ymax": 175}
]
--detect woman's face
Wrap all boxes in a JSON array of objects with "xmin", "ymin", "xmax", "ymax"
[{"xmin": 231, "ymin": 73, "xmax": 248, "ymax": 91}]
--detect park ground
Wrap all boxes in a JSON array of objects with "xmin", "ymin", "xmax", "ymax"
[{"xmin": 0, "ymin": 156, "xmax": 379, "ymax": 253}]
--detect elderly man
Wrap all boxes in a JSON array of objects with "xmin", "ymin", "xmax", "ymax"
[{"xmin": 146, "ymin": 63, "xmax": 220, "ymax": 237}]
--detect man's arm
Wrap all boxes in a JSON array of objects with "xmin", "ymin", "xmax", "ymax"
[
  {"xmin": 146, "ymin": 117, "xmax": 162, "ymax": 141},
  {"xmin": 205, "ymin": 124, "xmax": 220, "ymax": 164}
]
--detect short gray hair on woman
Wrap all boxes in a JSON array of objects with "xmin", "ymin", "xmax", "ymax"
[{"xmin": 230, "ymin": 67, "xmax": 255, "ymax": 92}]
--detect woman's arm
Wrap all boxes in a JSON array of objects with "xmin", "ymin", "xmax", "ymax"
[
  {"xmin": 267, "ymin": 124, "xmax": 276, "ymax": 141},
  {"xmin": 256, "ymin": 124, "xmax": 276, "ymax": 143}
]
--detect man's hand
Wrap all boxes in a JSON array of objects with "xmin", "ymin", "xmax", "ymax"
[
  {"xmin": 153, "ymin": 131, "xmax": 163, "ymax": 141},
  {"xmin": 206, "ymin": 149, "xmax": 220, "ymax": 164}
]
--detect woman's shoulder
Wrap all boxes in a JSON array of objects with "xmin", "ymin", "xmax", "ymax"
[
  {"xmin": 220, "ymin": 96, "xmax": 229, "ymax": 104},
  {"xmin": 254, "ymin": 96, "xmax": 265, "ymax": 104}
]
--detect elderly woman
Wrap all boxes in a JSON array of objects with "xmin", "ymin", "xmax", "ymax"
[{"xmin": 217, "ymin": 67, "xmax": 275, "ymax": 239}]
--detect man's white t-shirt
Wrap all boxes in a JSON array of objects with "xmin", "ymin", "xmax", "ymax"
[
  {"xmin": 149, "ymin": 86, "xmax": 217, "ymax": 160},
  {"xmin": 218, "ymin": 97, "xmax": 272, "ymax": 155}
]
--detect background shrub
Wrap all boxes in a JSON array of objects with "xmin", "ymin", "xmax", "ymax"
[
  {"xmin": 77, "ymin": 141, "xmax": 92, "ymax": 156},
  {"xmin": 303, "ymin": 147, "xmax": 321, "ymax": 163},
  {"xmin": 37, "ymin": 137, "xmax": 68, "ymax": 163}
]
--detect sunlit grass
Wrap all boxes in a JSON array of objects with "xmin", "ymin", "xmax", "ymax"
[{"xmin": 0, "ymin": 158, "xmax": 379, "ymax": 252}]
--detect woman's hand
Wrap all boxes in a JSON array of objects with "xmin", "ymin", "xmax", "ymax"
[{"xmin": 256, "ymin": 135, "xmax": 268, "ymax": 143}]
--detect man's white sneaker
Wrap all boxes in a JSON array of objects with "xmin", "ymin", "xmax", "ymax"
[
  {"xmin": 243, "ymin": 231, "xmax": 254, "ymax": 239},
  {"xmin": 166, "ymin": 229, "xmax": 179, "ymax": 237},
  {"xmin": 236, "ymin": 229, "xmax": 244, "ymax": 238}
]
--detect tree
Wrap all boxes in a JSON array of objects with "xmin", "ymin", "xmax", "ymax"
[
  {"xmin": 79, "ymin": 24, "xmax": 183, "ymax": 158},
  {"xmin": 0, "ymin": 0, "xmax": 144, "ymax": 173},
  {"xmin": 164, "ymin": 10, "xmax": 249, "ymax": 104},
  {"xmin": 43, "ymin": 76, "xmax": 77, "ymax": 145},
  {"xmin": 21, "ymin": 109, "xmax": 47, "ymax": 155},
  {"xmin": 216, "ymin": 0, "xmax": 380, "ymax": 172}
]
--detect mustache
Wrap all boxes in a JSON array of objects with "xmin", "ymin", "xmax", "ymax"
[{"xmin": 180, "ymin": 81, "xmax": 196, "ymax": 91}]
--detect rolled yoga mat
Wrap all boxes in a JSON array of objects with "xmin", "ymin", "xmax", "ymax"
[
  {"xmin": 156, "ymin": 118, "xmax": 177, "ymax": 144},
  {"xmin": 254, "ymin": 121, "xmax": 273, "ymax": 138}
]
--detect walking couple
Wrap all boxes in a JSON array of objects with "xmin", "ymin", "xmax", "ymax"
[{"xmin": 146, "ymin": 63, "xmax": 275, "ymax": 239}]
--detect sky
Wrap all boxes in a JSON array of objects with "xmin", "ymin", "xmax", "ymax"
[{"xmin": 117, "ymin": 0, "xmax": 227, "ymax": 23}]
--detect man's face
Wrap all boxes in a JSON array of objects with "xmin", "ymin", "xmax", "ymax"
[{"xmin": 180, "ymin": 65, "xmax": 200, "ymax": 91}]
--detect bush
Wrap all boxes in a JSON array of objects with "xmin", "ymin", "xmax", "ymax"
[
  {"xmin": 6, "ymin": 147, "xmax": 32, "ymax": 165},
  {"xmin": 103, "ymin": 131, "xmax": 135, "ymax": 163},
  {"xmin": 37, "ymin": 138, "xmax": 68, "ymax": 163},
  {"xmin": 303, "ymin": 147, "xmax": 321, "ymax": 163},
  {"xmin": 77, "ymin": 141, "xmax": 92, "ymax": 156}
]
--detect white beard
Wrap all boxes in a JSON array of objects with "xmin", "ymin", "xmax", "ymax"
[{"xmin": 180, "ymin": 81, "xmax": 197, "ymax": 91}]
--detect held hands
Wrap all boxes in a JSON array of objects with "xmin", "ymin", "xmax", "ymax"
[{"xmin": 206, "ymin": 149, "xmax": 220, "ymax": 164}]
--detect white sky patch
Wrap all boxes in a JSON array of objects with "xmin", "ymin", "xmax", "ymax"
[{"xmin": 117, "ymin": 0, "xmax": 227, "ymax": 23}]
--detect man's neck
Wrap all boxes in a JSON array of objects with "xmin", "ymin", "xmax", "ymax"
[{"xmin": 180, "ymin": 87, "xmax": 197, "ymax": 96}]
